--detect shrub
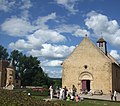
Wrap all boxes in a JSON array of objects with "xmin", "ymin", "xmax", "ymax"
[
  {"xmin": 27, "ymin": 87, "xmax": 49, "ymax": 96},
  {"xmin": 0, "ymin": 89, "xmax": 52, "ymax": 106}
]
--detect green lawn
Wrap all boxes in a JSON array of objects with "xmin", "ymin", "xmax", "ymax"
[
  {"xmin": 50, "ymin": 99, "xmax": 120, "ymax": 106},
  {"xmin": 0, "ymin": 89, "xmax": 120, "ymax": 106}
]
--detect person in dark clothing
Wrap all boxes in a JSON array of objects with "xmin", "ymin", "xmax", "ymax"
[
  {"xmin": 110, "ymin": 90, "xmax": 113, "ymax": 101},
  {"xmin": 72, "ymin": 85, "xmax": 77, "ymax": 96},
  {"xmin": 63, "ymin": 86, "xmax": 68, "ymax": 100}
]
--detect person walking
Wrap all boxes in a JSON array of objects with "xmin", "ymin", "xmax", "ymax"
[
  {"xmin": 49, "ymin": 85, "xmax": 53, "ymax": 99},
  {"xmin": 63, "ymin": 86, "xmax": 68, "ymax": 100},
  {"xmin": 113, "ymin": 90, "xmax": 117, "ymax": 101},
  {"xmin": 59, "ymin": 88, "xmax": 63, "ymax": 100},
  {"xmin": 110, "ymin": 90, "xmax": 113, "ymax": 101}
]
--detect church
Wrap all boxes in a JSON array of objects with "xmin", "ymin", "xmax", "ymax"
[{"xmin": 62, "ymin": 35, "xmax": 120, "ymax": 94}]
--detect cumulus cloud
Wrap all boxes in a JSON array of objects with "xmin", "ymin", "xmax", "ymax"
[
  {"xmin": 1, "ymin": 17, "xmax": 35, "ymax": 37},
  {"xmin": 1, "ymin": 12, "xmax": 57, "ymax": 37},
  {"xmin": 9, "ymin": 39, "xmax": 33, "ymax": 51},
  {"xmin": 55, "ymin": 24, "xmax": 90, "ymax": 37},
  {"xmin": 74, "ymin": 28, "xmax": 90, "ymax": 37},
  {"xmin": 40, "ymin": 44, "xmax": 75, "ymax": 59},
  {"xmin": 41, "ymin": 60, "xmax": 63, "ymax": 67},
  {"xmin": 85, "ymin": 11, "xmax": 120, "ymax": 47},
  {"xmin": 35, "ymin": 13, "xmax": 56, "ymax": 29},
  {"xmin": 55, "ymin": 24, "xmax": 80, "ymax": 33},
  {"xmin": 27, "ymin": 44, "xmax": 75, "ymax": 59},
  {"xmin": 9, "ymin": 29, "xmax": 66, "ymax": 50},
  {"xmin": 55, "ymin": 0, "xmax": 79, "ymax": 14},
  {"xmin": 110, "ymin": 50, "xmax": 120, "ymax": 60},
  {"xmin": 0, "ymin": 0, "xmax": 32, "ymax": 12},
  {"xmin": 20, "ymin": 0, "xmax": 32, "ymax": 10},
  {"xmin": 28, "ymin": 29, "xmax": 66, "ymax": 43},
  {"xmin": 0, "ymin": 0, "xmax": 15, "ymax": 12}
]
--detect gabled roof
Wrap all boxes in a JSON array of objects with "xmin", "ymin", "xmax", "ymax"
[
  {"xmin": 93, "ymin": 37, "xmax": 119, "ymax": 66},
  {"xmin": 107, "ymin": 54, "xmax": 120, "ymax": 66},
  {"xmin": 7, "ymin": 59, "xmax": 14, "ymax": 69},
  {"xmin": 63, "ymin": 36, "xmax": 120, "ymax": 67},
  {"xmin": 97, "ymin": 37, "xmax": 106, "ymax": 43}
]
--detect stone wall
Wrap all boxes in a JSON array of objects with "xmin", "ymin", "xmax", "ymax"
[
  {"xmin": 112, "ymin": 63, "xmax": 120, "ymax": 92},
  {"xmin": 62, "ymin": 37, "xmax": 113, "ymax": 94},
  {"xmin": 0, "ymin": 60, "xmax": 9, "ymax": 87}
]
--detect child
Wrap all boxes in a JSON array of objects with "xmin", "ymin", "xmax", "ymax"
[
  {"xmin": 70, "ymin": 95, "xmax": 74, "ymax": 101},
  {"xmin": 66, "ymin": 94, "xmax": 70, "ymax": 101},
  {"xmin": 75, "ymin": 95, "xmax": 79, "ymax": 102}
]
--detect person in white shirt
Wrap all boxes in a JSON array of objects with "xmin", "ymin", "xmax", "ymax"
[
  {"xmin": 49, "ymin": 86, "xmax": 53, "ymax": 99},
  {"xmin": 59, "ymin": 88, "xmax": 64, "ymax": 100},
  {"xmin": 113, "ymin": 90, "xmax": 117, "ymax": 101}
]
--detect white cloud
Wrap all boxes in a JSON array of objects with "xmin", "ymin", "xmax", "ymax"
[
  {"xmin": 41, "ymin": 60, "xmax": 63, "ymax": 67},
  {"xmin": 28, "ymin": 29, "xmax": 66, "ymax": 44},
  {"xmin": 74, "ymin": 28, "xmax": 90, "ymax": 37},
  {"xmin": 27, "ymin": 44, "xmax": 75, "ymax": 59},
  {"xmin": 35, "ymin": 12, "xmax": 56, "ymax": 29},
  {"xmin": 9, "ymin": 39, "xmax": 33, "ymax": 51},
  {"xmin": 1, "ymin": 12, "xmax": 57, "ymax": 37},
  {"xmin": 19, "ymin": 0, "xmax": 32, "ymax": 19},
  {"xmin": 55, "ymin": 0, "xmax": 79, "ymax": 14},
  {"xmin": 40, "ymin": 44, "xmax": 75, "ymax": 59},
  {"xmin": 21, "ymin": 10, "xmax": 30, "ymax": 19},
  {"xmin": 85, "ymin": 11, "xmax": 120, "ymax": 47},
  {"xmin": 55, "ymin": 24, "xmax": 90, "ymax": 37},
  {"xmin": 55, "ymin": 24, "xmax": 80, "ymax": 33},
  {"xmin": 20, "ymin": 0, "xmax": 32, "ymax": 10},
  {"xmin": 9, "ymin": 29, "xmax": 66, "ymax": 50},
  {"xmin": 0, "ymin": 0, "xmax": 32, "ymax": 12},
  {"xmin": 0, "ymin": 0, "xmax": 15, "ymax": 12},
  {"xmin": 1, "ymin": 17, "xmax": 35, "ymax": 37},
  {"xmin": 85, "ymin": 11, "xmax": 119, "ymax": 35},
  {"xmin": 110, "ymin": 50, "xmax": 120, "ymax": 60}
]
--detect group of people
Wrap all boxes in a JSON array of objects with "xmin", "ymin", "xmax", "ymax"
[
  {"xmin": 49, "ymin": 85, "xmax": 82, "ymax": 102},
  {"xmin": 50, "ymin": 86, "xmax": 118, "ymax": 101}
]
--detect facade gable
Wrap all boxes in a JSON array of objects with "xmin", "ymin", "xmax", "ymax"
[{"xmin": 63, "ymin": 36, "xmax": 112, "ymax": 67}]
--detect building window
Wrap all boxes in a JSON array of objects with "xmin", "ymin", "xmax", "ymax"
[
  {"xmin": 84, "ymin": 65, "xmax": 87, "ymax": 69},
  {"xmin": 99, "ymin": 43, "xmax": 103, "ymax": 47},
  {"xmin": 9, "ymin": 74, "xmax": 13, "ymax": 76}
]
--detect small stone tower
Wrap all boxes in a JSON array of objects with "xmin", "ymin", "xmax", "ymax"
[
  {"xmin": 5, "ymin": 60, "xmax": 15, "ymax": 90},
  {"xmin": 97, "ymin": 37, "xmax": 107, "ymax": 55}
]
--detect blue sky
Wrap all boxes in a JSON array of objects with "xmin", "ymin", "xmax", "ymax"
[{"xmin": 0, "ymin": 0, "xmax": 120, "ymax": 78}]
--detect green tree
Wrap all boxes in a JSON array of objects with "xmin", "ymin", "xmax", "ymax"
[
  {"xmin": 10, "ymin": 50, "xmax": 52, "ymax": 87},
  {"xmin": 10, "ymin": 50, "xmax": 23, "ymax": 67},
  {"xmin": 0, "ymin": 45, "xmax": 9, "ymax": 60}
]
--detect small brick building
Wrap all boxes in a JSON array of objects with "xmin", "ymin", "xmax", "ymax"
[{"xmin": 62, "ymin": 36, "xmax": 120, "ymax": 94}]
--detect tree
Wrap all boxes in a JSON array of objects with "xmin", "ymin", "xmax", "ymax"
[
  {"xmin": 0, "ymin": 45, "xmax": 9, "ymax": 60},
  {"xmin": 10, "ymin": 50, "xmax": 52, "ymax": 87}
]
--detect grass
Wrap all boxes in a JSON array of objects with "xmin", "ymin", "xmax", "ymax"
[
  {"xmin": 51, "ymin": 99, "xmax": 120, "ymax": 106},
  {"xmin": 0, "ymin": 88, "xmax": 120, "ymax": 106}
]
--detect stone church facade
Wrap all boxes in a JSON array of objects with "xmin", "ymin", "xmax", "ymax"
[{"xmin": 62, "ymin": 36, "xmax": 120, "ymax": 94}]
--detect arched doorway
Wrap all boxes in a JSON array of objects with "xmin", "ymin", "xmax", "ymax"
[
  {"xmin": 79, "ymin": 72, "xmax": 93, "ymax": 92},
  {"xmin": 82, "ymin": 80, "xmax": 90, "ymax": 91}
]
